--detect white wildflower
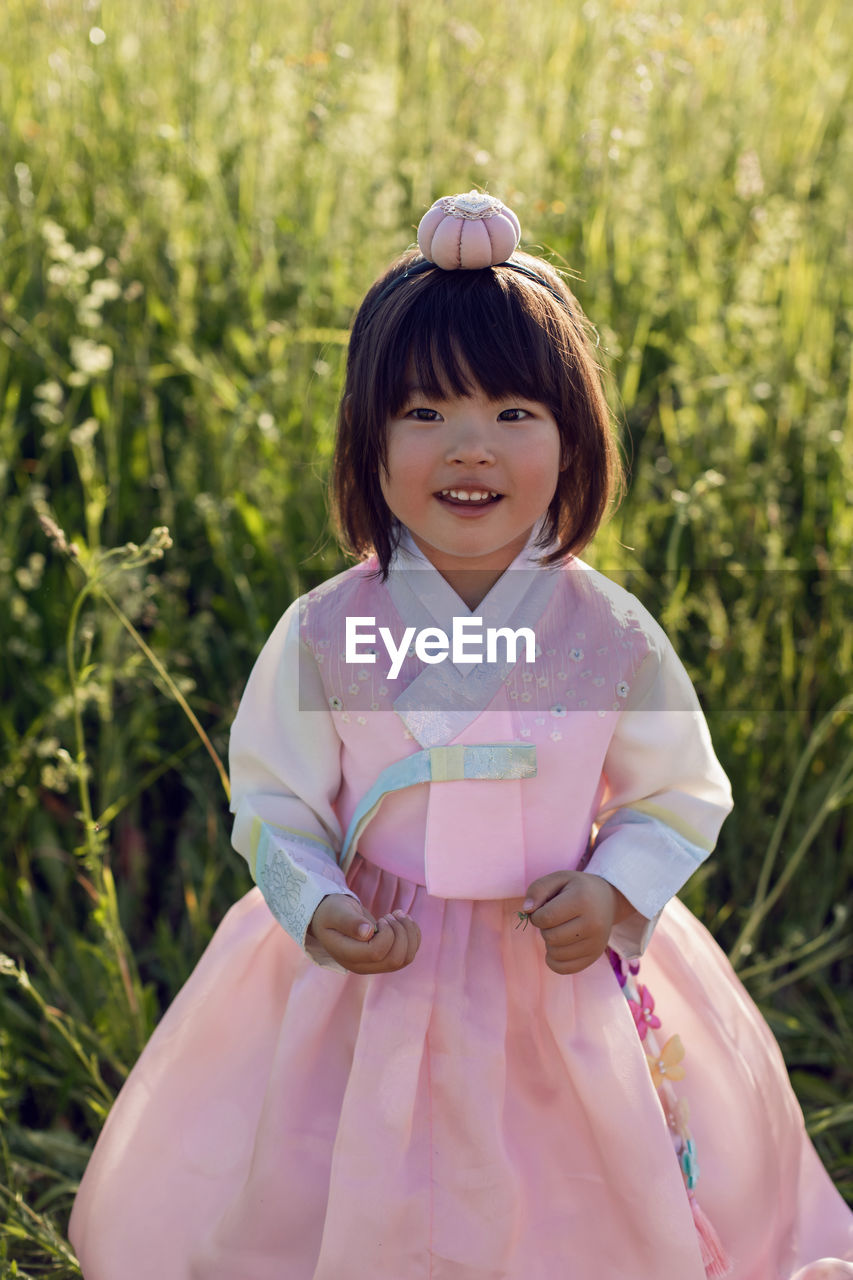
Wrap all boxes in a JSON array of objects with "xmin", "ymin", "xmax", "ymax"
[
  {"xmin": 70, "ymin": 336, "xmax": 113, "ymax": 376},
  {"xmin": 34, "ymin": 380, "xmax": 63, "ymax": 404},
  {"xmin": 90, "ymin": 277, "xmax": 122, "ymax": 302},
  {"xmin": 70, "ymin": 417, "xmax": 99, "ymax": 448}
]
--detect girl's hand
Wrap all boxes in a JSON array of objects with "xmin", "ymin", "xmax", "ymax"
[
  {"xmin": 308, "ymin": 894, "xmax": 421, "ymax": 974},
  {"xmin": 521, "ymin": 871, "xmax": 632, "ymax": 975}
]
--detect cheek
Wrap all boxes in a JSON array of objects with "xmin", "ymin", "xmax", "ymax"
[
  {"xmin": 380, "ymin": 454, "xmax": 420, "ymax": 520},
  {"xmin": 382, "ymin": 434, "xmax": 431, "ymax": 492},
  {"xmin": 527, "ymin": 438, "xmax": 562, "ymax": 500}
]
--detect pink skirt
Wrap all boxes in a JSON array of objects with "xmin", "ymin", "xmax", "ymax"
[{"xmin": 68, "ymin": 859, "xmax": 853, "ymax": 1279}]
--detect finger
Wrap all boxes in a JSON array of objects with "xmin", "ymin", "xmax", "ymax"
[
  {"xmin": 545, "ymin": 929, "xmax": 606, "ymax": 961},
  {"xmin": 545, "ymin": 949, "xmax": 600, "ymax": 975},
  {"xmin": 391, "ymin": 910, "xmax": 421, "ymax": 964},
  {"xmin": 545, "ymin": 937, "xmax": 599, "ymax": 964},
  {"xmin": 364, "ymin": 914, "xmax": 408, "ymax": 971},
  {"xmin": 323, "ymin": 895, "xmax": 378, "ymax": 941},
  {"xmin": 522, "ymin": 870, "xmax": 574, "ymax": 915},
  {"xmin": 331, "ymin": 913, "xmax": 420, "ymax": 974},
  {"xmin": 387, "ymin": 914, "xmax": 419, "ymax": 968},
  {"xmin": 532, "ymin": 897, "xmax": 586, "ymax": 931},
  {"xmin": 335, "ymin": 911, "xmax": 394, "ymax": 953},
  {"xmin": 327, "ymin": 925, "xmax": 391, "ymax": 970},
  {"xmin": 539, "ymin": 918, "xmax": 591, "ymax": 947},
  {"xmin": 366, "ymin": 915, "xmax": 398, "ymax": 956}
]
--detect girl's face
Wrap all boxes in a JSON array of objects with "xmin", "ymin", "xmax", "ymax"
[{"xmin": 380, "ymin": 382, "xmax": 562, "ymax": 604}]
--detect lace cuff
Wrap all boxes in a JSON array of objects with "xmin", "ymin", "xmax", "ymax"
[{"xmin": 253, "ymin": 822, "xmax": 358, "ymax": 971}]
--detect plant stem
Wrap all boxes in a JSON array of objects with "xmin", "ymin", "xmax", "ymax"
[
  {"xmin": 97, "ymin": 588, "xmax": 231, "ymax": 802},
  {"xmin": 66, "ymin": 577, "xmax": 145, "ymax": 1045}
]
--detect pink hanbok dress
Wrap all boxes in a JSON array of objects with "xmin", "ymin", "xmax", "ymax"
[{"xmin": 68, "ymin": 529, "xmax": 853, "ymax": 1280}]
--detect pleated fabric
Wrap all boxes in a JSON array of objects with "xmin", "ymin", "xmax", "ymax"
[{"xmin": 69, "ymin": 860, "xmax": 853, "ymax": 1280}]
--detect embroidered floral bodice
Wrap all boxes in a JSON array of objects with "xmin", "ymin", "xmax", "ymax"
[{"xmin": 229, "ymin": 528, "xmax": 732, "ymax": 969}]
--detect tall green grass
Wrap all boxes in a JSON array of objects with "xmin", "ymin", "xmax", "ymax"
[{"xmin": 1, "ymin": 0, "xmax": 851, "ymax": 1272}]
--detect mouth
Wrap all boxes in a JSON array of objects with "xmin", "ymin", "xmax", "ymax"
[{"xmin": 435, "ymin": 488, "xmax": 503, "ymax": 508}]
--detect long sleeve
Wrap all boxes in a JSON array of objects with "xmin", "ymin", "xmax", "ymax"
[
  {"xmin": 584, "ymin": 611, "xmax": 733, "ymax": 958},
  {"xmin": 229, "ymin": 599, "xmax": 359, "ymax": 970}
]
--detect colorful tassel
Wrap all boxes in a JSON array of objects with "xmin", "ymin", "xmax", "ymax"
[
  {"xmin": 689, "ymin": 1192, "xmax": 732, "ymax": 1277},
  {"xmin": 608, "ymin": 948, "xmax": 733, "ymax": 1279}
]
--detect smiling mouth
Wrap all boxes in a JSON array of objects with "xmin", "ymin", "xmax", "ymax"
[{"xmin": 436, "ymin": 488, "xmax": 503, "ymax": 506}]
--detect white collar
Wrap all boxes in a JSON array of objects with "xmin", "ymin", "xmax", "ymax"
[
  {"xmin": 381, "ymin": 519, "xmax": 561, "ymax": 750},
  {"xmin": 389, "ymin": 520, "xmax": 556, "ymax": 644}
]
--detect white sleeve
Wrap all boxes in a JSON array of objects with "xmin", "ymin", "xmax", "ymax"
[
  {"xmin": 584, "ymin": 613, "xmax": 733, "ymax": 959},
  {"xmin": 229, "ymin": 598, "xmax": 359, "ymax": 970}
]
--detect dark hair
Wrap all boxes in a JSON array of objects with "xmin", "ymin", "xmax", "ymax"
[{"xmin": 330, "ymin": 248, "xmax": 623, "ymax": 576}]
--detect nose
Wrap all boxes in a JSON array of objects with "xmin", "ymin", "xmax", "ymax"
[{"xmin": 444, "ymin": 413, "xmax": 496, "ymax": 465}]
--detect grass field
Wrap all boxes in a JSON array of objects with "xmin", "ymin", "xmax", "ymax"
[{"xmin": 1, "ymin": 0, "xmax": 852, "ymax": 1272}]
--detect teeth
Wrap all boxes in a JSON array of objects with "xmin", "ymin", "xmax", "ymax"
[{"xmin": 440, "ymin": 489, "xmax": 499, "ymax": 501}]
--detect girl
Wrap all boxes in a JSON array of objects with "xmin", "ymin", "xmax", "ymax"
[{"xmin": 69, "ymin": 192, "xmax": 853, "ymax": 1280}]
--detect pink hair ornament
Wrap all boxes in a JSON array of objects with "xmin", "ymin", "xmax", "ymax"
[{"xmin": 417, "ymin": 191, "xmax": 521, "ymax": 270}]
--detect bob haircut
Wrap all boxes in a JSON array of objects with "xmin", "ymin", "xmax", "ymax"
[{"xmin": 330, "ymin": 248, "xmax": 623, "ymax": 576}]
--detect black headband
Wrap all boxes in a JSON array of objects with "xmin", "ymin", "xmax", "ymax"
[{"xmin": 361, "ymin": 255, "xmax": 578, "ymax": 327}]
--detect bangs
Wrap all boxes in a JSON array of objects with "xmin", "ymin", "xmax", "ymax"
[
  {"xmin": 332, "ymin": 248, "xmax": 621, "ymax": 576},
  {"xmin": 380, "ymin": 267, "xmax": 571, "ymax": 414}
]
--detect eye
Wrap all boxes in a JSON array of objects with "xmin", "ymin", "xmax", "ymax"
[
  {"xmin": 497, "ymin": 408, "xmax": 531, "ymax": 422},
  {"xmin": 405, "ymin": 407, "xmax": 442, "ymax": 422}
]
